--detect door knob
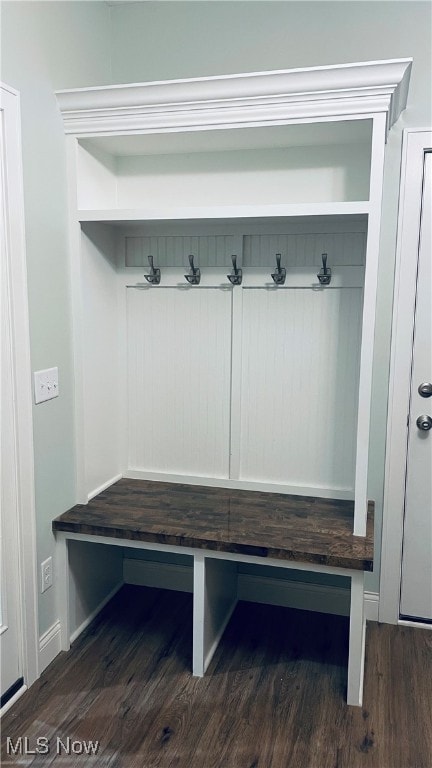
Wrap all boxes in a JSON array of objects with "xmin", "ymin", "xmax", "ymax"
[
  {"xmin": 416, "ymin": 415, "xmax": 432, "ymax": 431},
  {"xmin": 418, "ymin": 382, "xmax": 432, "ymax": 398}
]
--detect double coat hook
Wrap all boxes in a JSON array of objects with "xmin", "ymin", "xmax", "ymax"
[
  {"xmin": 227, "ymin": 255, "xmax": 242, "ymax": 285},
  {"xmin": 184, "ymin": 254, "xmax": 201, "ymax": 285},
  {"xmin": 144, "ymin": 255, "xmax": 161, "ymax": 285},
  {"xmin": 317, "ymin": 253, "xmax": 332, "ymax": 285},
  {"xmin": 271, "ymin": 254, "xmax": 286, "ymax": 285}
]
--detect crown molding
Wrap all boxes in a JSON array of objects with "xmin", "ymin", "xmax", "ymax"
[{"xmin": 56, "ymin": 58, "xmax": 412, "ymax": 137}]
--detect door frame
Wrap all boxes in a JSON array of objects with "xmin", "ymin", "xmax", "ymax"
[
  {"xmin": 0, "ymin": 82, "xmax": 39, "ymax": 707},
  {"xmin": 380, "ymin": 128, "xmax": 432, "ymax": 625}
]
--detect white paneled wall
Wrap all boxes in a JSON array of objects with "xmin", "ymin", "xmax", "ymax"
[
  {"xmin": 81, "ymin": 221, "xmax": 366, "ymax": 497},
  {"xmin": 239, "ymin": 288, "xmax": 363, "ymax": 491},
  {"xmin": 243, "ymin": 231, "xmax": 366, "ymax": 267},
  {"xmin": 127, "ymin": 287, "xmax": 232, "ymax": 477},
  {"xmin": 126, "ymin": 234, "xmax": 236, "ymax": 267}
]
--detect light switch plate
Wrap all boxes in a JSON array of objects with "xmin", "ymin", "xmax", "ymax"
[{"xmin": 34, "ymin": 367, "xmax": 59, "ymax": 404}]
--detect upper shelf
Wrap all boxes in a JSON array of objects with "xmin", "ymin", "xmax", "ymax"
[
  {"xmin": 77, "ymin": 202, "xmax": 371, "ymax": 225},
  {"xmin": 56, "ymin": 58, "xmax": 412, "ymax": 138},
  {"xmin": 61, "ymin": 60, "xmax": 411, "ymax": 215}
]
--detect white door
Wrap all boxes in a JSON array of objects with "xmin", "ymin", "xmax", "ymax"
[
  {"xmin": 0, "ymin": 103, "xmax": 23, "ymax": 699},
  {"xmin": 399, "ymin": 151, "xmax": 432, "ymax": 622}
]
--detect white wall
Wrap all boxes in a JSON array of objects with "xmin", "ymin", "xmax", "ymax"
[
  {"xmin": 1, "ymin": 0, "xmax": 113, "ymax": 636},
  {"xmin": 109, "ymin": 0, "xmax": 432, "ymax": 594}
]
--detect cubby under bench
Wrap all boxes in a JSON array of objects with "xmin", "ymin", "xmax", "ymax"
[{"xmin": 53, "ymin": 478, "xmax": 374, "ymax": 707}]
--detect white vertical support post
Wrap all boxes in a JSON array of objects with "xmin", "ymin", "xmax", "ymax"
[
  {"xmin": 117, "ymin": 263, "xmax": 128, "ymax": 479},
  {"xmin": 65, "ymin": 135, "xmax": 87, "ymax": 504},
  {"xmin": 347, "ymin": 571, "xmax": 366, "ymax": 707},
  {"xmin": 192, "ymin": 552, "xmax": 206, "ymax": 676},
  {"xmin": 192, "ymin": 553, "xmax": 238, "ymax": 677},
  {"xmin": 354, "ymin": 113, "xmax": 387, "ymax": 536},
  {"xmin": 56, "ymin": 533, "xmax": 70, "ymax": 652}
]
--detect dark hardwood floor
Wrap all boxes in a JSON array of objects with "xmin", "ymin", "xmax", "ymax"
[{"xmin": 2, "ymin": 585, "xmax": 431, "ymax": 768}]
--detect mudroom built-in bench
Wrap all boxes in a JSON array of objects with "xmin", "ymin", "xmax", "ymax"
[{"xmin": 54, "ymin": 57, "xmax": 411, "ymax": 707}]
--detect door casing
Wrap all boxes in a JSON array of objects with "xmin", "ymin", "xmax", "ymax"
[
  {"xmin": 380, "ymin": 128, "xmax": 432, "ymax": 625},
  {"xmin": 0, "ymin": 83, "xmax": 39, "ymax": 710}
]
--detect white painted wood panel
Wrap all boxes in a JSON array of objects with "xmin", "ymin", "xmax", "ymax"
[
  {"xmin": 125, "ymin": 234, "xmax": 237, "ymax": 267},
  {"xmin": 193, "ymin": 554, "xmax": 238, "ymax": 676},
  {"xmin": 81, "ymin": 224, "xmax": 122, "ymax": 497},
  {"xmin": 127, "ymin": 287, "xmax": 232, "ymax": 477},
  {"xmin": 243, "ymin": 231, "xmax": 366, "ymax": 267},
  {"xmin": 239, "ymin": 287, "xmax": 363, "ymax": 492},
  {"xmin": 116, "ymin": 144, "xmax": 371, "ymax": 210}
]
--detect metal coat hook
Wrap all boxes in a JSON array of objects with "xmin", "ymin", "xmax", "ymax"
[
  {"xmin": 227, "ymin": 255, "xmax": 242, "ymax": 285},
  {"xmin": 271, "ymin": 253, "xmax": 286, "ymax": 285},
  {"xmin": 144, "ymin": 255, "xmax": 161, "ymax": 285},
  {"xmin": 184, "ymin": 254, "xmax": 201, "ymax": 285},
  {"xmin": 317, "ymin": 253, "xmax": 332, "ymax": 285}
]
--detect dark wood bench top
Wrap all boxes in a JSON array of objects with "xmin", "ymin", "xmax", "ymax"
[{"xmin": 53, "ymin": 479, "xmax": 374, "ymax": 571}]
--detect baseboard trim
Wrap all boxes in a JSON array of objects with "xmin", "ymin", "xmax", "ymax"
[
  {"xmin": 364, "ymin": 590, "xmax": 379, "ymax": 622},
  {"xmin": 39, "ymin": 620, "xmax": 62, "ymax": 674},
  {"xmin": 0, "ymin": 685, "xmax": 27, "ymax": 717},
  {"xmin": 124, "ymin": 558, "xmax": 193, "ymax": 593},
  {"xmin": 123, "ymin": 558, "xmax": 379, "ymax": 620},
  {"xmin": 69, "ymin": 582, "xmax": 124, "ymax": 644}
]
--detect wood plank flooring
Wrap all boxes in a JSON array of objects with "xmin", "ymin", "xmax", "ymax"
[
  {"xmin": 2, "ymin": 585, "xmax": 431, "ymax": 768},
  {"xmin": 53, "ymin": 479, "xmax": 374, "ymax": 570}
]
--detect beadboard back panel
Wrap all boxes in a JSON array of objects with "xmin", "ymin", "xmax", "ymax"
[
  {"xmin": 243, "ymin": 231, "xmax": 366, "ymax": 267},
  {"xmin": 125, "ymin": 234, "xmax": 237, "ymax": 268},
  {"xmin": 121, "ymin": 228, "xmax": 366, "ymax": 270},
  {"xmin": 127, "ymin": 287, "xmax": 232, "ymax": 477},
  {"xmin": 81, "ymin": 225, "xmax": 122, "ymax": 497},
  {"xmin": 239, "ymin": 287, "xmax": 363, "ymax": 492}
]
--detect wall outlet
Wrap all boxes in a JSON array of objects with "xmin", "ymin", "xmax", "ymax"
[
  {"xmin": 41, "ymin": 557, "xmax": 53, "ymax": 593},
  {"xmin": 34, "ymin": 367, "xmax": 59, "ymax": 404}
]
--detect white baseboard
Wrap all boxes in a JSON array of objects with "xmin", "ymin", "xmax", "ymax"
[
  {"xmin": 364, "ymin": 590, "xmax": 379, "ymax": 622},
  {"xmin": 69, "ymin": 582, "xmax": 123, "ymax": 644},
  {"xmin": 39, "ymin": 619, "xmax": 62, "ymax": 674},
  {"xmin": 38, "ymin": 582, "xmax": 124, "ymax": 675},
  {"xmin": 123, "ymin": 558, "xmax": 379, "ymax": 620},
  {"xmin": 124, "ymin": 558, "xmax": 193, "ymax": 593},
  {"xmin": 0, "ymin": 685, "xmax": 28, "ymax": 718},
  {"xmin": 238, "ymin": 573, "xmax": 351, "ymax": 615}
]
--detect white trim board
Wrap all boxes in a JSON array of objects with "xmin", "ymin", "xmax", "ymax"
[
  {"xmin": 38, "ymin": 582, "xmax": 123, "ymax": 676},
  {"xmin": 123, "ymin": 557, "xmax": 379, "ymax": 621},
  {"xmin": 380, "ymin": 129, "xmax": 432, "ymax": 625},
  {"xmin": 56, "ymin": 59, "xmax": 412, "ymax": 137},
  {"xmin": 0, "ymin": 83, "xmax": 39, "ymax": 688},
  {"xmin": 39, "ymin": 620, "xmax": 62, "ymax": 674}
]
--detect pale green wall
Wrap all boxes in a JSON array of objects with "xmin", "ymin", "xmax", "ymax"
[
  {"xmin": 1, "ymin": 0, "xmax": 112, "ymax": 635},
  {"xmin": 1, "ymin": 1, "xmax": 431, "ymax": 638},
  {"xmin": 109, "ymin": 0, "xmax": 432, "ymax": 594}
]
